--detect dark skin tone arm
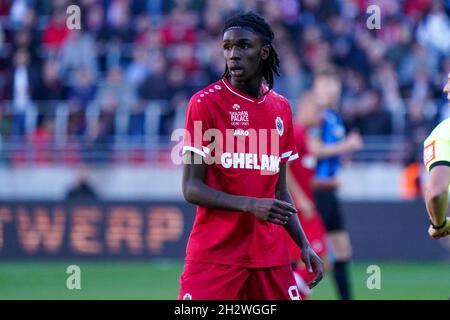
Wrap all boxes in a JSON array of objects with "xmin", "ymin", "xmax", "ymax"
[
  {"xmin": 182, "ymin": 151, "xmax": 296, "ymax": 225},
  {"xmin": 276, "ymin": 162, "xmax": 324, "ymax": 288},
  {"xmin": 182, "ymin": 151, "xmax": 324, "ymax": 288}
]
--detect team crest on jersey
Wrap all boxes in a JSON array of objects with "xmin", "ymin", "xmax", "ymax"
[
  {"xmin": 232, "ymin": 103, "xmax": 240, "ymax": 110},
  {"xmin": 275, "ymin": 117, "xmax": 284, "ymax": 136},
  {"xmin": 423, "ymin": 141, "xmax": 435, "ymax": 166}
]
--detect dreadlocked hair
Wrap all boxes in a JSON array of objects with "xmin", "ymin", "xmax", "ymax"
[{"xmin": 222, "ymin": 12, "xmax": 280, "ymax": 93}]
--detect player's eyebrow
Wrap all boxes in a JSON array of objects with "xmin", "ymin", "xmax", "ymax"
[{"xmin": 223, "ymin": 38, "xmax": 254, "ymax": 43}]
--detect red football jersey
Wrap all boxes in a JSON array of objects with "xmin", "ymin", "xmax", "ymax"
[
  {"xmin": 288, "ymin": 124, "xmax": 317, "ymax": 202},
  {"xmin": 287, "ymin": 123, "xmax": 327, "ymax": 259},
  {"xmin": 182, "ymin": 78, "xmax": 299, "ymax": 268}
]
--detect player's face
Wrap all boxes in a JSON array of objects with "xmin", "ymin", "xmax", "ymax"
[
  {"xmin": 444, "ymin": 73, "xmax": 450, "ymax": 105},
  {"xmin": 223, "ymin": 28, "xmax": 269, "ymax": 83},
  {"xmin": 313, "ymin": 75, "xmax": 342, "ymax": 108},
  {"xmin": 303, "ymin": 103, "xmax": 323, "ymax": 127},
  {"xmin": 297, "ymin": 94, "xmax": 323, "ymax": 127}
]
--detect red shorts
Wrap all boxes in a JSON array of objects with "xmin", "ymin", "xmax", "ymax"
[
  {"xmin": 178, "ymin": 260, "xmax": 301, "ymax": 300},
  {"xmin": 288, "ymin": 213, "xmax": 327, "ymax": 261}
]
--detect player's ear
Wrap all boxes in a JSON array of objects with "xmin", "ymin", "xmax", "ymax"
[{"xmin": 261, "ymin": 44, "xmax": 270, "ymax": 60}]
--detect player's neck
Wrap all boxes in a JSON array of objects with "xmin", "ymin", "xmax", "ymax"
[{"xmin": 229, "ymin": 76, "xmax": 263, "ymax": 99}]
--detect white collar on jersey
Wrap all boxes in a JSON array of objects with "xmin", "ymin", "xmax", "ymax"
[{"xmin": 221, "ymin": 78, "xmax": 267, "ymax": 104}]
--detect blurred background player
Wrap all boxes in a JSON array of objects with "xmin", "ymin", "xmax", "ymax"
[
  {"xmin": 309, "ymin": 67, "xmax": 363, "ymax": 300},
  {"xmin": 286, "ymin": 91, "xmax": 329, "ymax": 299},
  {"xmin": 423, "ymin": 72, "xmax": 450, "ymax": 239}
]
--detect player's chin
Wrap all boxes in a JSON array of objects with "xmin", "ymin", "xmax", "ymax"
[{"xmin": 230, "ymin": 70, "xmax": 247, "ymax": 81}]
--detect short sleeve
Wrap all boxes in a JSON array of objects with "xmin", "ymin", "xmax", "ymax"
[
  {"xmin": 280, "ymin": 106, "xmax": 299, "ymax": 164},
  {"xmin": 423, "ymin": 139, "xmax": 450, "ymax": 172},
  {"xmin": 182, "ymin": 95, "xmax": 214, "ymax": 157}
]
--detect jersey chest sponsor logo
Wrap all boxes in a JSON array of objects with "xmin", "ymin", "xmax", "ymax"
[
  {"xmin": 220, "ymin": 152, "xmax": 281, "ymax": 173},
  {"xmin": 229, "ymin": 110, "xmax": 249, "ymax": 126},
  {"xmin": 423, "ymin": 141, "xmax": 435, "ymax": 166}
]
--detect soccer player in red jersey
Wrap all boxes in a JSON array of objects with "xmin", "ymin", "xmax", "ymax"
[
  {"xmin": 286, "ymin": 93, "xmax": 329, "ymax": 299},
  {"xmin": 179, "ymin": 12, "xmax": 324, "ymax": 300}
]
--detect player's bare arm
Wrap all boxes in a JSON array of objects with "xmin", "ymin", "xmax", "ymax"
[
  {"xmin": 182, "ymin": 151, "xmax": 296, "ymax": 225},
  {"xmin": 309, "ymin": 131, "xmax": 363, "ymax": 160},
  {"xmin": 425, "ymin": 165, "xmax": 450, "ymax": 239},
  {"xmin": 424, "ymin": 74, "xmax": 450, "ymax": 239},
  {"xmin": 276, "ymin": 163, "xmax": 324, "ymax": 288}
]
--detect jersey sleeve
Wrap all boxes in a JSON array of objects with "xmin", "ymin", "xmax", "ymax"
[
  {"xmin": 280, "ymin": 106, "xmax": 299, "ymax": 164},
  {"xmin": 423, "ymin": 136, "xmax": 450, "ymax": 172},
  {"xmin": 182, "ymin": 95, "xmax": 214, "ymax": 157}
]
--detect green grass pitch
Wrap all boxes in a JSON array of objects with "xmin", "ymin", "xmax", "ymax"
[{"xmin": 0, "ymin": 261, "xmax": 448, "ymax": 300}]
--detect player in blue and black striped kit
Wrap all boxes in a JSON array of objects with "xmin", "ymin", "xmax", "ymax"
[{"xmin": 308, "ymin": 67, "xmax": 363, "ymax": 300}]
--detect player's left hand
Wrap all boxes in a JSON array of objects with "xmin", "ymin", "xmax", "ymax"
[
  {"xmin": 428, "ymin": 218, "xmax": 450, "ymax": 239},
  {"xmin": 300, "ymin": 245, "xmax": 324, "ymax": 289}
]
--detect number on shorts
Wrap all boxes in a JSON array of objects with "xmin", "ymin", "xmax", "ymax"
[{"xmin": 288, "ymin": 285, "xmax": 300, "ymax": 300}]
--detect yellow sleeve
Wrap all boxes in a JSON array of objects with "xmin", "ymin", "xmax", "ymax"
[
  {"xmin": 423, "ymin": 140, "xmax": 450, "ymax": 172},
  {"xmin": 423, "ymin": 120, "xmax": 450, "ymax": 172}
]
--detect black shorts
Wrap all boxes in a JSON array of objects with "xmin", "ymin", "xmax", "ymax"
[{"xmin": 313, "ymin": 189, "xmax": 345, "ymax": 232}]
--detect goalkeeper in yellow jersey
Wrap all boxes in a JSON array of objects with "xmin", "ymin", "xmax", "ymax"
[{"xmin": 423, "ymin": 72, "xmax": 450, "ymax": 239}]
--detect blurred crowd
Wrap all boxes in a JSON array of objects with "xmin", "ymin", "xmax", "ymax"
[{"xmin": 0, "ymin": 0, "xmax": 449, "ymax": 166}]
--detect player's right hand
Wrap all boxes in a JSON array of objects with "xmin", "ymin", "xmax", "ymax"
[
  {"xmin": 247, "ymin": 198, "xmax": 297, "ymax": 225},
  {"xmin": 344, "ymin": 131, "xmax": 363, "ymax": 152},
  {"xmin": 428, "ymin": 218, "xmax": 450, "ymax": 239}
]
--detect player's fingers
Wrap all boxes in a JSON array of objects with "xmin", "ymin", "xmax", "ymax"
[
  {"xmin": 269, "ymin": 212, "xmax": 290, "ymax": 223},
  {"xmin": 315, "ymin": 259, "xmax": 324, "ymax": 276},
  {"xmin": 303, "ymin": 254, "xmax": 312, "ymax": 273},
  {"xmin": 269, "ymin": 213, "xmax": 290, "ymax": 223},
  {"xmin": 274, "ymin": 200, "xmax": 297, "ymax": 213},
  {"xmin": 268, "ymin": 217, "xmax": 287, "ymax": 225},
  {"xmin": 308, "ymin": 272, "xmax": 323, "ymax": 289},
  {"xmin": 308, "ymin": 259, "xmax": 324, "ymax": 289},
  {"xmin": 269, "ymin": 206, "xmax": 293, "ymax": 219}
]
